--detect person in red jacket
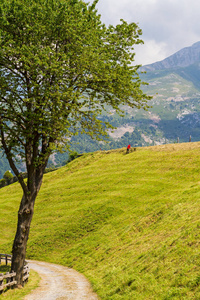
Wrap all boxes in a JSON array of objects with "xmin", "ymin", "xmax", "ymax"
[{"xmin": 127, "ymin": 144, "xmax": 131, "ymax": 153}]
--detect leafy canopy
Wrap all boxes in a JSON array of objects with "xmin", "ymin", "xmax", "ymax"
[{"xmin": 0, "ymin": 0, "xmax": 150, "ymax": 170}]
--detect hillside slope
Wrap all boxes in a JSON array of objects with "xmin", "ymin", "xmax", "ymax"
[{"xmin": 0, "ymin": 144, "xmax": 200, "ymax": 299}]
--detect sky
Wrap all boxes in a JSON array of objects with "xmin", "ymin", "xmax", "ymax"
[{"xmin": 91, "ymin": 0, "xmax": 200, "ymax": 66}]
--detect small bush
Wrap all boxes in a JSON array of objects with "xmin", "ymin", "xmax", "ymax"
[
  {"xmin": 68, "ymin": 151, "xmax": 79, "ymax": 162},
  {"xmin": 3, "ymin": 170, "xmax": 13, "ymax": 181},
  {"xmin": 0, "ymin": 178, "xmax": 6, "ymax": 187}
]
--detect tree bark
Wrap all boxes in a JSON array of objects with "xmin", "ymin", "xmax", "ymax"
[
  {"xmin": 11, "ymin": 157, "xmax": 49, "ymax": 286},
  {"xmin": 11, "ymin": 193, "xmax": 36, "ymax": 286}
]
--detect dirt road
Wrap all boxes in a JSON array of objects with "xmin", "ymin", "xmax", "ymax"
[{"xmin": 24, "ymin": 260, "xmax": 98, "ymax": 300}]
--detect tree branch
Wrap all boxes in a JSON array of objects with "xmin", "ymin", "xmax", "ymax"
[{"xmin": 0, "ymin": 124, "xmax": 28, "ymax": 196}]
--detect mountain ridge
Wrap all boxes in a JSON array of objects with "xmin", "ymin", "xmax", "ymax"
[{"xmin": 141, "ymin": 41, "xmax": 200, "ymax": 71}]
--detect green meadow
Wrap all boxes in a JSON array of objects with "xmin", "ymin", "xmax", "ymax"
[{"xmin": 0, "ymin": 143, "xmax": 200, "ymax": 299}]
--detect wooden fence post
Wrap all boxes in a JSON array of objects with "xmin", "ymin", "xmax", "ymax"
[
  {"xmin": 23, "ymin": 265, "xmax": 30, "ymax": 284},
  {"xmin": 0, "ymin": 273, "xmax": 3, "ymax": 294},
  {"xmin": 0, "ymin": 254, "xmax": 29, "ymax": 292},
  {"xmin": 11, "ymin": 270, "xmax": 16, "ymax": 289},
  {"xmin": 6, "ymin": 272, "xmax": 10, "ymax": 289}
]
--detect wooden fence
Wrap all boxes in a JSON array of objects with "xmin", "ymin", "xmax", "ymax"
[{"xmin": 0, "ymin": 254, "xmax": 29, "ymax": 293}]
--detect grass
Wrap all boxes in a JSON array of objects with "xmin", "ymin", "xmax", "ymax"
[{"xmin": 0, "ymin": 142, "xmax": 200, "ymax": 299}]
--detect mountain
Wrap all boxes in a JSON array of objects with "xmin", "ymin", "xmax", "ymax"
[
  {"xmin": 141, "ymin": 41, "xmax": 200, "ymax": 71},
  {"xmin": 132, "ymin": 42, "xmax": 200, "ymax": 144}
]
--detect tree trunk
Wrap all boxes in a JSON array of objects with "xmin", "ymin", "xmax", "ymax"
[
  {"xmin": 11, "ymin": 193, "xmax": 36, "ymax": 286},
  {"xmin": 9, "ymin": 146, "xmax": 49, "ymax": 286}
]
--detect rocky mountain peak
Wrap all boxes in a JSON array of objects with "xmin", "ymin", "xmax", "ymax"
[{"xmin": 141, "ymin": 41, "xmax": 200, "ymax": 71}]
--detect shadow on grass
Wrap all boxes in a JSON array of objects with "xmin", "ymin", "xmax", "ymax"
[{"xmin": 0, "ymin": 265, "xmax": 11, "ymax": 273}]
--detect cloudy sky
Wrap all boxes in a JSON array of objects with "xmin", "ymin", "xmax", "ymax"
[{"xmin": 92, "ymin": 0, "xmax": 200, "ymax": 66}]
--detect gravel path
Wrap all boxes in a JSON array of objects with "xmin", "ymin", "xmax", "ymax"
[{"xmin": 24, "ymin": 260, "xmax": 98, "ymax": 300}]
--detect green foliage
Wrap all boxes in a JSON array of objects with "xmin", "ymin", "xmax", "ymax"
[
  {"xmin": 0, "ymin": 0, "xmax": 150, "ymax": 170},
  {"xmin": 68, "ymin": 151, "xmax": 79, "ymax": 162},
  {"xmin": 0, "ymin": 0, "xmax": 151, "ymax": 282},
  {"xmin": 1, "ymin": 143, "xmax": 200, "ymax": 299},
  {"xmin": 3, "ymin": 171, "xmax": 13, "ymax": 180},
  {"xmin": 0, "ymin": 0, "xmax": 151, "ymax": 225},
  {"xmin": 0, "ymin": 178, "xmax": 6, "ymax": 188},
  {"xmin": 0, "ymin": 171, "xmax": 15, "ymax": 188}
]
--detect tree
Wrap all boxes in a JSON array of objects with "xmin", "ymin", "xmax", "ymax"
[
  {"xmin": 3, "ymin": 170, "xmax": 13, "ymax": 181},
  {"xmin": 0, "ymin": 0, "xmax": 151, "ymax": 286}
]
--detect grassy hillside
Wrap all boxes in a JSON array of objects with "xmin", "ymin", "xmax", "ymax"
[{"xmin": 0, "ymin": 143, "xmax": 200, "ymax": 299}]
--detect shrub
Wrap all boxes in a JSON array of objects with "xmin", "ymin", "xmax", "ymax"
[
  {"xmin": 0, "ymin": 178, "xmax": 6, "ymax": 187},
  {"xmin": 3, "ymin": 170, "xmax": 14, "ymax": 180},
  {"xmin": 68, "ymin": 151, "xmax": 79, "ymax": 162}
]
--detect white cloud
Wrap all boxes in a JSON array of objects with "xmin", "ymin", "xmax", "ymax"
[
  {"xmin": 134, "ymin": 40, "xmax": 168, "ymax": 65},
  {"xmin": 92, "ymin": 0, "xmax": 200, "ymax": 65}
]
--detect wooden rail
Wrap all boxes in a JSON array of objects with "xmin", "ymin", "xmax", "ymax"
[{"xmin": 0, "ymin": 254, "xmax": 29, "ymax": 293}]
